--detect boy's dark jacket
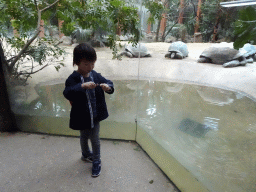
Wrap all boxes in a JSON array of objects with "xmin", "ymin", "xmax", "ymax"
[{"xmin": 63, "ymin": 70, "xmax": 114, "ymax": 130}]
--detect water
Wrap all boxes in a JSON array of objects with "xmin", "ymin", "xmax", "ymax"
[
  {"xmin": 11, "ymin": 79, "xmax": 256, "ymax": 192},
  {"xmin": 136, "ymin": 81, "xmax": 256, "ymax": 192}
]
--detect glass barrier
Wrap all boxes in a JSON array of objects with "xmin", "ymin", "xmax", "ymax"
[
  {"xmin": 10, "ymin": 45, "xmax": 138, "ymax": 140},
  {"xmin": 135, "ymin": 1, "xmax": 256, "ymax": 191},
  {"xmin": 11, "ymin": 79, "xmax": 138, "ymax": 140},
  {"xmin": 136, "ymin": 80, "xmax": 256, "ymax": 192},
  {"xmin": 3, "ymin": 1, "xmax": 256, "ymax": 192}
]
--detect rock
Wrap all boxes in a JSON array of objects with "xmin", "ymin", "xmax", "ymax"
[{"xmin": 59, "ymin": 36, "xmax": 72, "ymax": 45}]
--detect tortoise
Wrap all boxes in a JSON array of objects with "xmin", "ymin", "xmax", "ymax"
[
  {"xmin": 197, "ymin": 47, "xmax": 247, "ymax": 68},
  {"xmin": 118, "ymin": 43, "xmax": 151, "ymax": 58},
  {"xmin": 239, "ymin": 43, "xmax": 256, "ymax": 63},
  {"xmin": 165, "ymin": 41, "xmax": 189, "ymax": 59}
]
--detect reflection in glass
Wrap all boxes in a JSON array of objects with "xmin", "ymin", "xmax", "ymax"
[
  {"xmin": 196, "ymin": 86, "xmax": 235, "ymax": 106},
  {"xmin": 137, "ymin": 81, "xmax": 256, "ymax": 192}
]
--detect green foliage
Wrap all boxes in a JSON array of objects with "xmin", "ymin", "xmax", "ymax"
[
  {"xmin": 183, "ymin": 6, "xmax": 197, "ymax": 36},
  {"xmin": 57, "ymin": 0, "xmax": 140, "ymax": 58},
  {"xmin": 0, "ymin": 0, "xmax": 140, "ymax": 83},
  {"xmin": 143, "ymin": 0, "xmax": 165, "ymax": 24},
  {"xmin": 234, "ymin": 7, "xmax": 256, "ymax": 49},
  {"xmin": 162, "ymin": 0, "xmax": 183, "ymax": 40},
  {"xmin": 169, "ymin": 24, "xmax": 186, "ymax": 40},
  {"xmin": 143, "ymin": 0, "xmax": 195, "ymax": 42},
  {"xmin": 0, "ymin": 0, "xmax": 38, "ymax": 35},
  {"xmin": 4, "ymin": 36, "xmax": 65, "ymax": 85},
  {"xmin": 60, "ymin": 22, "xmax": 76, "ymax": 37},
  {"xmin": 200, "ymin": 0, "xmax": 238, "ymax": 42},
  {"xmin": 200, "ymin": 0, "xmax": 220, "ymax": 41},
  {"xmin": 0, "ymin": 0, "xmax": 66, "ymax": 85},
  {"xmin": 57, "ymin": 0, "xmax": 140, "ymax": 40},
  {"xmin": 71, "ymin": 28, "xmax": 92, "ymax": 44}
]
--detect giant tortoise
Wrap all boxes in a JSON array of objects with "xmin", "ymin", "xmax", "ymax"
[
  {"xmin": 118, "ymin": 43, "xmax": 151, "ymax": 58},
  {"xmin": 165, "ymin": 41, "xmax": 189, "ymax": 59},
  {"xmin": 239, "ymin": 43, "xmax": 256, "ymax": 63},
  {"xmin": 197, "ymin": 47, "xmax": 247, "ymax": 68}
]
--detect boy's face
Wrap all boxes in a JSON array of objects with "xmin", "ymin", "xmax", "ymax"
[{"xmin": 78, "ymin": 59, "xmax": 95, "ymax": 74}]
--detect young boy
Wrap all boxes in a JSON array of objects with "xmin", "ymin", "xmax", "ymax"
[{"xmin": 63, "ymin": 43, "xmax": 114, "ymax": 177}]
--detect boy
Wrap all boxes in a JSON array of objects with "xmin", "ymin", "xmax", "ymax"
[{"xmin": 63, "ymin": 43, "xmax": 114, "ymax": 177}]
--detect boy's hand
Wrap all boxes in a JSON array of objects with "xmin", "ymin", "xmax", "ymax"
[
  {"xmin": 100, "ymin": 83, "xmax": 111, "ymax": 92},
  {"xmin": 82, "ymin": 81, "xmax": 97, "ymax": 89}
]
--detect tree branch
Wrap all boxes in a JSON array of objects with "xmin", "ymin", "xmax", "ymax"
[
  {"xmin": 189, "ymin": 0, "xmax": 197, "ymax": 17},
  {"xmin": 163, "ymin": 20, "xmax": 179, "ymax": 39},
  {"xmin": 9, "ymin": 0, "xmax": 59, "ymax": 72},
  {"xmin": 41, "ymin": 0, "xmax": 59, "ymax": 12},
  {"xmin": 34, "ymin": 0, "xmax": 39, "ymax": 11},
  {"xmin": 9, "ymin": 30, "xmax": 40, "ymax": 71},
  {"xmin": 18, "ymin": 64, "xmax": 49, "ymax": 75}
]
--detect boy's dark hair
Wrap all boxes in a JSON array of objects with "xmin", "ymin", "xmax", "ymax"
[{"xmin": 73, "ymin": 43, "xmax": 97, "ymax": 66}]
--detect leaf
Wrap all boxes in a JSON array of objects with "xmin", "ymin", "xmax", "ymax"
[
  {"xmin": 54, "ymin": 66, "xmax": 60, "ymax": 72},
  {"xmin": 133, "ymin": 146, "xmax": 141, "ymax": 151},
  {"xmin": 149, "ymin": 180, "xmax": 154, "ymax": 184},
  {"xmin": 113, "ymin": 141, "xmax": 119, "ymax": 145},
  {"xmin": 234, "ymin": 7, "xmax": 256, "ymax": 49}
]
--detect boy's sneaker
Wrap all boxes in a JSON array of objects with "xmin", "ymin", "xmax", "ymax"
[
  {"xmin": 81, "ymin": 154, "xmax": 93, "ymax": 163},
  {"xmin": 92, "ymin": 160, "xmax": 101, "ymax": 177}
]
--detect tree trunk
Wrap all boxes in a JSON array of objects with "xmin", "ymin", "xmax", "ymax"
[
  {"xmin": 58, "ymin": 19, "xmax": 64, "ymax": 39},
  {"xmin": 39, "ymin": 20, "xmax": 45, "ymax": 38},
  {"xmin": 155, "ymin": 17, "xmax": 162, "ymax": 42},
  {"xmin": 161, "ymin": 14, "xmax": 167, "ymax": 42},
  {"xmin": 0, "ymin": 42, "xmax": 18, "ymax": 132},
  {"xmin": 212, "ymin": 10, "xmax": 221, "ymax": 42},
  {"xmin": 161, "ymin": 0, "xmax": 170, "ymax": 42},
  {"xmin": 178, "ymin": 0, "xmax": 185, "ymax": 24},
  {"xmin": 194, "ymin": 0, "xmax": 202, "ymax": 33}
]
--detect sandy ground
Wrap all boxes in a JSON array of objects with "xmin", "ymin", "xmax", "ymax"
[{"xmin": 25, "ymin": 42, "xmax": 256, "ymax": 101}]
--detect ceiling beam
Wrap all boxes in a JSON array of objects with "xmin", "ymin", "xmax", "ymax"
[{"xmin": 220, "ymin": 0, "xmax": 256, "ymax": 7}]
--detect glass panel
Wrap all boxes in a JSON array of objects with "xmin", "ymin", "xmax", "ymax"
[
  {"xmin": 137, "ymin": 81, "xmax": 256, "ymax": 191},
  {"xmin": 136, "ymin": 0, "xmax": 256, "ymax": 191},
  {"xmin": 3, "ymin": 1, "xmax": 140, "ymax": 140}
]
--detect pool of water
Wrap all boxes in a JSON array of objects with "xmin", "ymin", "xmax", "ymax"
[
  {"xmin": 11, "ymin": 79, "xmax": 256, "ymax": 192},
  {"xmin": 136, "ymin": 81, "xmax": 256, "ymax": 192}
]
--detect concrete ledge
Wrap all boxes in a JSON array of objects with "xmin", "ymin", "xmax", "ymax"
[{"xmin": 14, "ymin": 115, "xmax": 136, "ymax": 140}]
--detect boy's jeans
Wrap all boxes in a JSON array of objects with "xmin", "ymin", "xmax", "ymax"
[{"xmin": 80, "ymin": 121, "xmax": 100, "ymax": 161}]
